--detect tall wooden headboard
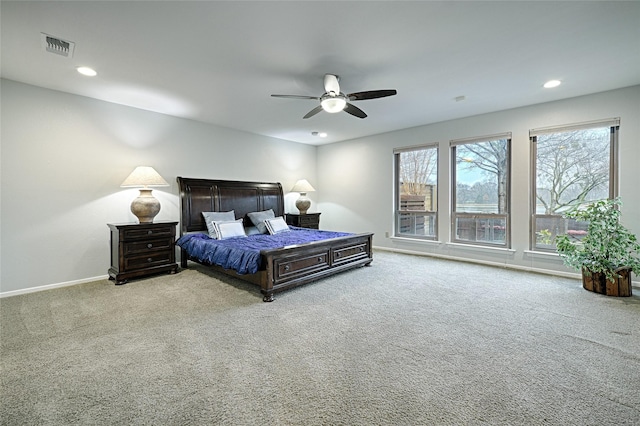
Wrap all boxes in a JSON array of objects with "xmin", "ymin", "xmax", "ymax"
[{"xmin": 176, "ymin": 177, "xmax": 285, "ymax": 236}]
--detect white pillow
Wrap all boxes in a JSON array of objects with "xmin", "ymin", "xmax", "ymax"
[
  {"xmin": 265, "ymin": 216, "xmax": 290, "ymax": 235},
  {"xmin": 202, "ymin": 211, "xmax": 235, "ymax": 238},
  {"xmin": 209, "ymin": 218, "xmax": 243, "ymax": 239},
  {"xmin": 215, "ymin": 220, "xmax": 247, "ymax": 240}
]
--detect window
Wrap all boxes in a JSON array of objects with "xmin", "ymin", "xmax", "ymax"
[
  {"xmin": 451, "ymin": 134, "xmax": 511, "ymax": 247},
  {"xmin": 394, "ymin": 144, "xmax": 438, "ymax": 239},
  {"xmin": 530, "ymin": 119, "xmax": 619, "ymax": 251}
]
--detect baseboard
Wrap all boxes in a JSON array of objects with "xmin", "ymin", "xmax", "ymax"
[
  {"xmin": 372, "ymin": 246, "xmax": 640, "ymax": 289},
  {"xmin": 2, "ymin": 248, "xmax": 638, "ymax": 297},
  {"xmin": 0, "ymin": 275, "xmax": 109, "ymax": 298}
]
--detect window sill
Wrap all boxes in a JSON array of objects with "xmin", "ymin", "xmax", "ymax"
[
  {"xmin": 390, "ymin": 236, "xmax": 442, "ymax": 245},
  {"xmin": 390, "ymin": 237, "xmax": 516, "ymax": 254},
  {"xmin": 523, "ymin": 250, "xmax": 561, "ymax": 259},
  {"xmin": 446, "ymin": 242, "xmax": 516, "ymax": 254}
]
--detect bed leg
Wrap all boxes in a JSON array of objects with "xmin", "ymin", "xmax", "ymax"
[
  {"xmin": 262, "ymin": 292, "xmax": 275, "ymax": 302},
  {"xmin": 180, "ymin": 249, "xmax": 188, "ymax": 269}
]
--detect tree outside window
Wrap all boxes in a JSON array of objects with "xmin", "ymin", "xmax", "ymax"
[
  {"xmin": 531, "ymin": 123, "xmax": 617, "ymax": 251},
  {"xmin": 452, "ymin": 136, "xmax": 511, "ymax": 247},
  {"xmin": 395, "ymin": 145, "xmax": 438, "ymax": 239}
]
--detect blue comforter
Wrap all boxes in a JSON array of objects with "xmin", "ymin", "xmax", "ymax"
[{"xmin": 176, "ymin": 227, "xmax": 352, "ymax": 274}]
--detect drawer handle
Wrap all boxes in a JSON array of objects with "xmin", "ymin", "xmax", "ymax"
[
  {"xmin": 317, "ymin": 257, "xmax": 323, "ymax": 262},
  {"xmin": 147, "ymin": 230, "xmax": 153, "ymax": 235},
  {"xmin": 284, "ymin": 265, "xmax": 290, "ymax": 271},
  {"xmin": 359, "ymin": 247, "xmax": 364, "ymax": 252},
  {"xmin": 147, "ymin": 258, "xmax": 153, "ymax": 263},
  {"xmin": 147, "ymin": 243, "xmax": 153, "ymax": 249},
  {"xmin": 336, "ymin": 252, "xmax": 341, "ymax": 258}
]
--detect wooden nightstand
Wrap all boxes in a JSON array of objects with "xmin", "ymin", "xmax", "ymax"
[
  {"xmin": 285, "ymin": 213, "xmax": 321, "ymax": 229},
  {"xmin": 107, "ymin": 221, "xmax": 179, "ymax": 284}
]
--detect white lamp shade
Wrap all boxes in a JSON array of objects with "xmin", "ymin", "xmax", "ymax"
[
  {"xmin": 290, "ymin": 179, "xmax": 316, "ymax": 193},
  {"xmin": 121, "ymin": 166, "xmax": 169, "ymax": 187}
]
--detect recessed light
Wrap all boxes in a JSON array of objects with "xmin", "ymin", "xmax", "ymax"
[
  {"xmin": 77, "ymin": 66, "xmax": 97, "ymax": 77},
  {"xmin": 311, "ymin": 131, "xmax": 328, "ymax": 138},
  {"xmin": 543, "ymin": 79, "xmax": 561, "ymax": 88}
]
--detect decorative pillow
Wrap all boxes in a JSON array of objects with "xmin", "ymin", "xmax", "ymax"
[
  {"xmin": 202, "ymin": 211, "xmax": 235, "ymax": 238},
  {"xmin": 244, "ymin": 226, "xmax": 261, "ymax": 236},
  {"xmin": 265, "ymin": 216, "xmax": 290, "ymax": 235},
  {"xmin": 247, "ymin": 209, "xmax": 275, "ymax": 234},
  {"xmin": 214, "ymin": 220, "xmax": 247, "ymax": 240},
  {"xmin": 209, "ymin": 218, "xmax": 243, "ymax": 239}
]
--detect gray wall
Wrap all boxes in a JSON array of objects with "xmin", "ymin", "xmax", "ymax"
[
  {"xmin": 317, "ymin": 85, "xmax": 640, "ymax": 278},
  {"xmin": 0, "ymin": 79, "xmax": 317, "ymax": 294}
]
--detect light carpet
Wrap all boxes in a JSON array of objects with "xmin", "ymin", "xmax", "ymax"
[{"xmin": 1, "ymin": 251, "xmax": 639, "ymax": 425}]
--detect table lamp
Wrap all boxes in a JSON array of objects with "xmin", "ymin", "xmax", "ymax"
[
  {"xmin": 121, "ymin": 166, "xmax": 169, "ymax": 223},
  {"xmin": 290, "ymin": 179, "xmax": 316, "ymax": 215}
]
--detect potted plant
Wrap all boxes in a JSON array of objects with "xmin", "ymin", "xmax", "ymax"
[{"xmin": 555, "ymin": 198, "xmax": 640, "ymax": 297}]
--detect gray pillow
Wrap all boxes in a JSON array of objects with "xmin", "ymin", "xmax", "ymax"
[
  {"xmin": 247, "ymin": 209, "xmax": 275, "ymax": 234},
  {"xmin": 202, "ymin": 211, "xmax": 235, "ymax": 238},
  {"xmin": 244, "ymin": 226, "xmax": 261, "ymax": 236}
]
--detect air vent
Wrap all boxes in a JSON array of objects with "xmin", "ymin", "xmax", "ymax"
[{"xmin": 40, "ymin": 33, "xmax": 75, "ymax": 58}]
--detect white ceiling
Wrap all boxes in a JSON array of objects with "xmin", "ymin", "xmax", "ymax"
[{"xmin": 2, "ymin": 1, "xmax": 639, "ymax": 145}]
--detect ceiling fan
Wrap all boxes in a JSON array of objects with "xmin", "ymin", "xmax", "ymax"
[{"xmin": 271, "ymin": 74, "xmax": 397, "ymax": 119}]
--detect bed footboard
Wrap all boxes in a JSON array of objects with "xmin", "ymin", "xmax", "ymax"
[{"xmin": 260, "ymin": 233, "xmax": 373, "ymax": 302}]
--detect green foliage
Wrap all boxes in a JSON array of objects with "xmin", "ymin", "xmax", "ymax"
[
  {"xmin": 555, "ymin": 198, "xmax": 640, "ymax": 280},
  {"xmin": 536, "ymin": 229, "xmax": 553, "ymax": 245}
]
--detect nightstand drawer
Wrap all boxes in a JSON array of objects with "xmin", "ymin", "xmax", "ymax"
[
  {"xmin": 124, "ymin": 251, "xmax": 174, "ymax": 271},
  {"xmin": 298, "ymin": 216, "xmax": 317, "ymax": 226},
  {"xmin": 123, "ymin": 226, "xmax": 174, "ymax": 240},
  {"xmin": 124, "ymin": 238, "xmax": 174, "ymax": 255}
]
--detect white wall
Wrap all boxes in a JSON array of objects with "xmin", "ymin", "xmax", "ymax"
[
  {"xmin": 3, "ymin": 81, "xmax": 638, "ymax": 295},
  {"xmin": 0, "ymin": 79, "xmax": 317, "ymax": 294},
  {"xmin": 317, "ymin": 85, "xmax": 640, "ymax": 279}
]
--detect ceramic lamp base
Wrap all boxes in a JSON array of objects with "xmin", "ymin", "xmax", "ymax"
[
  {"xmin": 295, "ymin": 192, "xmax": 311, "ymax": 215},
  {"xmin": 131, "ymin": 188, "xmax": 161, "ymax": 223}
]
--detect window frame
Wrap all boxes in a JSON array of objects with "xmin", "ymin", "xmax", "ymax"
[
  {"xmin": 529, "ymin": 118, "xmax": 619, "ymax": 252},
  {"xmin": 450, "ymin": 133, "xmax": 512, "ymax": 248},
  {"xmin": 394, "ymin": 143, "xmax": 439, "ymax": 241}
]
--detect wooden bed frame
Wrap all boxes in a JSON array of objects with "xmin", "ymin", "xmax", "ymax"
[{"xmin": 177, "ymin": 177, "xmax": 373, "ymax": 301}]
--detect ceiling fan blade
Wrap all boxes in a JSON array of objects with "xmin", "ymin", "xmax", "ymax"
[
  {"xmin": 343, "ymin": 103, "xmax": 367, "ymax": 119},
  {"xmin": 303, "ymin": 105, "xmax": 324, "ymax": 119},
  {"xmin": 271, "ymin": 94, "xmax": 319, "ymax": 100},
  {"xmin": 323, "ymin": 74, "xmax": 340, "ymax": 95},
  {"xmin": 348, "ymin": 89, "xmax": 397, "ymax": 101}
]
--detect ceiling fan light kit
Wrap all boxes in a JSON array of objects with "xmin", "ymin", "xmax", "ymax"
[
  {"xmin": 320, "ymin": 95, "xmax": 347, "ymax": 113},
  {"xmin": 271, "ymin": 74, "xmax": 397, "ymax": 119}
]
